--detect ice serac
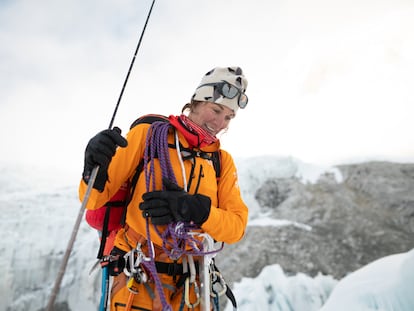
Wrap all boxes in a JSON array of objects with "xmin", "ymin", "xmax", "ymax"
[{"xmin": 320, "ymin": 249, "xmax": 414, "ymax": 311}]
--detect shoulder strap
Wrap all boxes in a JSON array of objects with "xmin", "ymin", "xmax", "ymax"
[
  {"xmin": 211, "ymin": 150, "xmax": 221, "ymax": 180},
  {"xmin": 130, "ymin": 114, "xmax": 169, "ymax": 129}
]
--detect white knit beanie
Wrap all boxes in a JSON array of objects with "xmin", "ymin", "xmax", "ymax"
[{"xmin": 191, "ymin": 66, "xmax": 248, "ymax": 113}]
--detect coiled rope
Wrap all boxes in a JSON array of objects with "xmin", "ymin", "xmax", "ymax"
[{"xmin": 142, "ymin": 121, "xmax": 223, "ymax": 310}]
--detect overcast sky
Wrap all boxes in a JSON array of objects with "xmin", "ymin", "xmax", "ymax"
[{"xmin": 1, "ymin": 0, "xmax": 413, "ymax": 176}]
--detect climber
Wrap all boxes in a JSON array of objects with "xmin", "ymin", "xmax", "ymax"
[{"xmin": 79, "ymin": 66, "xmax": 249, "ymax": 311}]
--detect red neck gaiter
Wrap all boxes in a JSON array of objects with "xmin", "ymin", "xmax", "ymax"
[{"xmin": 168, "ymin": 114, "xmax": 218, "ymax": 148}]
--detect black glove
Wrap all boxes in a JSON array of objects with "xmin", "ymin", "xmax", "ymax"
[
  {"xmin": 83, "ymin": 127, "xmax": 128, "ymax": 192},
  {"xmin": 139, "ymin": 178, "xmax": 211, "ymax": 226}
]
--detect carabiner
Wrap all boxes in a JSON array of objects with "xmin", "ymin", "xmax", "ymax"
[
  {"xmin": 184, "ymin": 277, "xmax": 200, "ymax": 308},
  {"xmin": 123, "ymin": 244, "xmax": 148, "ymax": 284},
  {"xmin": 210, "ymin": 270, "xmax": 227, "ymax": 298}
]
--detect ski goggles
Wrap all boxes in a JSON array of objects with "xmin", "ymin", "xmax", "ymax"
[{"xmin": 198, "ymin": 81, "xmax": 248, "ymax": 109}]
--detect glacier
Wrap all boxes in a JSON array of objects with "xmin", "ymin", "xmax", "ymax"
[{"xmin": 0, "ymin": 158, "xmax": 413, "ymax": 311}]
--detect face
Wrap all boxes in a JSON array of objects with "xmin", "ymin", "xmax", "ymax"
[{"xmin": 188, "ymin": 102, "xmax": 235, "ymax": 136}]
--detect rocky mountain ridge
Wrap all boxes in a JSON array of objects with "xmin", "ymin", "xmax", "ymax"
[{"xmin": 216, "ymin": 161, "xmax": 414, "ymax": 284}]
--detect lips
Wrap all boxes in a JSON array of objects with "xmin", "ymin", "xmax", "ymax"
[{"xmin": 205, "ymin": 124, "xmax": 217, "ymax": 135}]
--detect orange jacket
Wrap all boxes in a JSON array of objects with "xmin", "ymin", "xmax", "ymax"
[{"xmin": 79, "ymin": 121, "xmax": 248, "ymax": 251}]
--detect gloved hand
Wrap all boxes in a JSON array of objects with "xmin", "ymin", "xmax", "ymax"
[
  {"xmin": 139, "ymin": 178, "xmax": 211, "ymax": 226},
  {"xmin": 107, "ymin": 247, "xmax": 126, "ymax": 276},
  {"xmin": 83, "ymin": 127, "xmax": 128, "ymax": 192}
]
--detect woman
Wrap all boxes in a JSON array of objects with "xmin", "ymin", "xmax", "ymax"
[{"xmin": 79, "ymin": 66, "xmax": 249, "ymax": 311}]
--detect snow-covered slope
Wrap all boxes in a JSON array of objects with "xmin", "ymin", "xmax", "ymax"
[
  {"xmin": 320, "ymin": 249, "xmax": 414, "ymax": 311},
  {"xmin": 1, "ymin": 158, "xmax": 412, "ymax": 311},
  {"xmin": 224, "ymin": 264, "xmax": 337, "ymax": 311},
  {"xmin": 0, "ymin": 165, "xmax": 100, "ymax": 310},
  {"xmin": 223, "ymin": 248, "xmax": 414, "ymax": 311}
]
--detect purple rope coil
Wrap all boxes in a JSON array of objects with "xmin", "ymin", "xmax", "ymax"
[
  {"xmin": 144, "ymin": 122, "xmax": 223, "ymax": 256},
  {"xmin": 142, "ymin": 121, "xmax": 223, "ymax": 309},
  {"xmin": 143, "ymin": 121, "xmax": 174, "ymax": 310},
  {"xmin": 154, "ymin": 223, "xmax": 224, "ymax": 260},
  {"xmin": 144, "ymin": 121, "xmax": 177, "ymax": 192}
]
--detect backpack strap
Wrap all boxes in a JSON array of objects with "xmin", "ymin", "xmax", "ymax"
[
  {"xmin": 97, "ymin": 205, "xmax": 113, "ymax": 259},
  {"xmin": 211, "ymin": 149, "xmax": 221, "ymax": 180},
  {"xmin": 129, "ymin": 114, "xmax": 169, "ymax": 129}
]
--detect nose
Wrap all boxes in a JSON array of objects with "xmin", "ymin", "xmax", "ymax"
[{"xmin": 215, "ymin": 114, "xmax": 230, "ymax": 131}]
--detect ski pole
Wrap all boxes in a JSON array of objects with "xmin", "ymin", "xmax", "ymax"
[
  {"xmin": 108, "ymin": 0, "xmax": 156, "ymax": 130},
  {"xmin": 45, "ymin": 166, "xmax": 99, "ymax": 311},
  {"xmin": 45, "ymin": 1, "xmax": 156, "ymax": 310}
]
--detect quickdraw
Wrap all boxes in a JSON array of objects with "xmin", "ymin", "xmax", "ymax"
[
  {"xmin": 182, "ymin": 255, "xmax": 201, "ymax": 308},
  {"xmin": 184, "ymin": 277, "xmax": 201, "ymax": 308},
  {"xmin": 210, "ymin": 270, "xmax": 227, "ymax": 298}
]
